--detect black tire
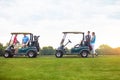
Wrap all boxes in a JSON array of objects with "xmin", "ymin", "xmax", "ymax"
[
  {"xmin": 55, "ymin": 51, "xmax": 63, "ymax": 58},
  {"xmin": 80, "ymin": 50, "xmax": 89, "ymax": 58},
  {"xmin": 3, "ymin": 52, "xmax": 10, "ymax": 58},
  {"xmin": 27, "ymin": 51, "xmax": 37, "ymax": 58}
]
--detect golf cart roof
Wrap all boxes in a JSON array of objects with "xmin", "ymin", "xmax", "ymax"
[
  {"xmin": 63, "ymin": 32, "xmax": 84, "ymax": 34},
  {"xmin": 11, "ymin": 32, "xmax": 33, "ymax": 35}
]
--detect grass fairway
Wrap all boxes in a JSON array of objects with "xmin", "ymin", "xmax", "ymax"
[{"xmin": 0, "ymin": 55, "xmax": 120, "ymax": 80}]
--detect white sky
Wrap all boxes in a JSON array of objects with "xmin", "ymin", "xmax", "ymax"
[{"xmin": 0, "ymin": 0, "xmax": 120, "ymax": 48}]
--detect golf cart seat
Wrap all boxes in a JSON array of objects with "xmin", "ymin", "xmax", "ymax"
[{"xmin": 74, "ymin": 40, "xmax": 84, "ymax": 48}]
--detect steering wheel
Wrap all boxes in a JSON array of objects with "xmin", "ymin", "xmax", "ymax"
[
  {"xmin": 74, "ymin": 44, "xmax": 80, "ymax": 48},
  {"xmin": 68, "ymin": 39, "xmax": 72, "ymax": 43}
]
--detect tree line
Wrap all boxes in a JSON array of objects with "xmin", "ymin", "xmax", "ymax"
[
  {"xmin": 0, "ymin": 43, "xmax": 5, "ymax": 56},
  {"xmin": 96, "ymin": 44, "xmax": 120, "ymax": 55},
  {"xmin": 0, "ymin": 42, "xmax": 120, "ymax": 56}
]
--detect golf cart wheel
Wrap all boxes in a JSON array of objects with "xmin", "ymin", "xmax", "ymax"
[
  {"xmin": 27, "ymin": 51, "xmax": 37, "ymax": 58},
  {"xmin": 55, "ymin": 51, "xmax": 63, "ymax": 58},
  {"xmin": 4, "ymin": 52, "xmax": 10, "ymax": 58},
  {"xmin": 80, "ymin": 50, "xmax": 89, "ymax": 58}
]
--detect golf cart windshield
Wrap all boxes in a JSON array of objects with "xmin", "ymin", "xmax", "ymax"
[{"xmin": 60, "ymin": 32, "xmax": 84, "ymax": 46}]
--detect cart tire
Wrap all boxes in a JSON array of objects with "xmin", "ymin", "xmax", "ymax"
[
  {"xmin": 55, "ymin": 51, "xmax": 63, "ymax": 58},
  {"xmin": 27, "ymin": 51, "xmax": 37, "ymax": 58},
  {"xmin": 80, "ymin": 50, "xmax": 89, "ymax": 58},
  {"xmin": 4, "ymin": 52, "xmax": 10, "ymax": 58}
]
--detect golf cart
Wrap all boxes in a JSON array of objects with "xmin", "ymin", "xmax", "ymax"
[
  {"xmin": 3, "ymin": 32, "xmax": 40, "ymax": 58},
  {"xmin": 55, "ymin": 32, "xmax": 91, "ymax": 58}
]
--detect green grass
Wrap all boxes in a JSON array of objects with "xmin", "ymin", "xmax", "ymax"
[{"xmin": 0, "ymin": 55, "xmax": 120, "ymax": 80}]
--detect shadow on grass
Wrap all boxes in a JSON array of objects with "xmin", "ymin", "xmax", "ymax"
[
  {"xmin": 62, "ymin": 55, "xmax": 95, "ymax": 58},
  {"xmin": 1, "ymin": 56, "xmax": 38, "ymax": 59},
  {"xmin": 62, "ymin": 54, "xmax": 99, "ymax": 58}
]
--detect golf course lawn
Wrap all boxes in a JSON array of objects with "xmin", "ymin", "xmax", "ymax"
[{"xmin": 0, "ymin": 55, "xmax": 120, "ymax": 80}]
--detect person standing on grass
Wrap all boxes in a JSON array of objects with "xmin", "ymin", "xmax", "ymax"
[
  {"xmin": 91, "ymin": 32, "xmax": 96, "ymax": 57},
  {"xmin": 85, "ymin": 31, "xmax": 92, "ymax": 50}
]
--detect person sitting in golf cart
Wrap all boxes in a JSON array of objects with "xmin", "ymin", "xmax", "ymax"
[
  {"xmin": 13, "ymin": 34, "xmax": 19, "ymax": 54},
  {"xmin": 13, "ymin": 34, "xmax": 19, "ymax": 45},
  {"xmin": 22, "ymin": 34, "xmax": 29, "ymax": 47}
]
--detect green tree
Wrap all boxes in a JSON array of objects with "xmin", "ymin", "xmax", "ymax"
[
  {"xmin": 0, "ymin": 43, "xmax": 4, "ymax": 56},
  {"xmin": 96, "ymin": 44, "xmax": 114, "ymax": 55},
  {"xmin": 41, "ymin": 46, "xmax": 55, "ymax": 55},
  {"xmin": 113, "ymin": 47, "xmax": 120, "ymax": 55}
]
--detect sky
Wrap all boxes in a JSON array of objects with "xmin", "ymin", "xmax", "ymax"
[{"xmin": 0, "ymin": 0, "xmax": 120, "ymax": 48}]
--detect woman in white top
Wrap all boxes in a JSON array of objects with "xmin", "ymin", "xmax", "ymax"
[{"xmin": 91, "ymin": 32, "xmax": 96, "ymax": 57}]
